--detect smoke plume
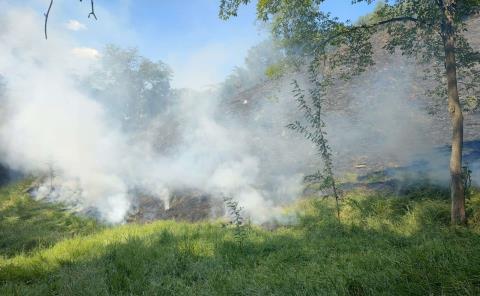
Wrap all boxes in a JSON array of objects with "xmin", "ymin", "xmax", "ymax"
[{"xmin": 0, "ymin": 7, "xmax": 477, "ymax": 223}]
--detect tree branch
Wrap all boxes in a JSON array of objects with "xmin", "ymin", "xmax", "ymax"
[
  {"xmin": 87, "ymin": 0, "xmax": 98, "ymax": 20},
  {"xmin": 44, "ymin": 0, "xmax": 97, "ymax": 40},
  {"xmin": 79, "ymin": 0, "xmax": 98, "ymax": 20},
  {"xmin": 366, "ymin": 16, "xmax": 424, "ymax": 27},
  {"xmin": 44, "ymin": 0, "xmax": 54, "ymax": 40},
  {"xmin": 322, "ymin": 16, "xmax": 424, "ymax": 47},
  {"xmin": 311, "ymin": 15, "xmax": 436, "ymax": 58}
]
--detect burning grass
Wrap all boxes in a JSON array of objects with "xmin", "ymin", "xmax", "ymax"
[{"xmin": 1, "ymin": 180, "xmax": 480, "ymax": 295}]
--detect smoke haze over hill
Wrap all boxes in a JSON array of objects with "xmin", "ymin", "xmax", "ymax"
[{"xmin": 0, "ymin": 7, "xmax": 479, "ymax": 223}]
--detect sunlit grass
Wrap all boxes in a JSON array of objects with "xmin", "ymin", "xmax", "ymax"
[{"xmin": 1, "ymin": 181, "xmax": 480, "ymax": 295}]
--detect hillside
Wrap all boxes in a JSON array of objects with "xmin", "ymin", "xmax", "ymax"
[
  {"xmin": 224, "ymin": 14, "xmax": 480, "ymax": 176},
  {"xmin": 2, "ymin": 180, "xmax": 480, "ymax": 295}
]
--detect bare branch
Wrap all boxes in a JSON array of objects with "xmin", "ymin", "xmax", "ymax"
[
  {"xmin": 87, "ymin": 0, "xmax": 98, "ymax": 20},
  {"xmin": 44, "ymin": 0, "xmax": 54, "ymax": 40},
  {"xmin": 45, "ymin": 0, "xmax": 97, "ymax": 40},
  {"xmin": 80, "ymin": 0, "xmax": 98, "ymax": 20}
]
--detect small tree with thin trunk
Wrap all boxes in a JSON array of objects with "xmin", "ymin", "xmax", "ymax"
[
  {"xmin": 287, "ymin": 77, "xmax": 341, "ymax": 220},
  {"xmin": 220, "ymin": 0, "xmax": 480, "ymax": 225}
]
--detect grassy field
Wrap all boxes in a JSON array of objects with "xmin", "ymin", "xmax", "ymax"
[{"xmin": 1, "ymin": 181, "xmax": 480, "ymax": 295}]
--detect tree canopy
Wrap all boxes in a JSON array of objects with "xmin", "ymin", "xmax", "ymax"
[
  {"xmin": 86, "ymin": 45, "xmax": 173, "ymax": 131},
  {"xmin": 221, "ymin": 0, "xmax": 479, "ymax": 89}
]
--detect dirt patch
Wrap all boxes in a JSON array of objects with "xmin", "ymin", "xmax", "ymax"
[{"xmin": 126, "ymin": 189, "xmax": 225, "ymax": 223}]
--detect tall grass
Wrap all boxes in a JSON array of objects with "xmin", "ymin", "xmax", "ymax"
[
  {"xmin": 1, "ymin": 181, "xmax": 480, "ymax": 295},
  {"xmin": 0, "ymin": 180, "xmax": 101, "ymax": 258}
]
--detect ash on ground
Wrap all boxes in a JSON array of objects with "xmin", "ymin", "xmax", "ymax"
[
  {"xmin": 126, "ymin": 189, "xmax": 225, "ymax": 223},
  {"xmin": 26, "ymin": 179, "xmax": 226, "ymax": 224}
]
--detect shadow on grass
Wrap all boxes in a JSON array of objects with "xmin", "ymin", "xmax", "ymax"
[
  {"xmin": 0, "ymin": 181, "xmax": 101, "ymax": 258},
  {"xmin": 3, "ymin": 191, "xmax": 480, "ymax": 296}
]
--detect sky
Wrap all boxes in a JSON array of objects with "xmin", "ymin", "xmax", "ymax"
[{"xmin": 12, "ymin": 0, "xmax": 376, "ymax": 90}]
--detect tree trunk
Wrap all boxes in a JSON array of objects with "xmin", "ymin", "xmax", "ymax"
[{"xmin": 441, "ymin": 1, "xmax": 466, "ymax": 225}]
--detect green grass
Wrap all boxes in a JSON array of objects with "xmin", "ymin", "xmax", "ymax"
[
  {"xmin": 0, "ymin": 180, "xmax": 101, "ymax": 258},
  {"xmin": 1, "ymin": 181, "xmax": 480, "ymax": 295}
]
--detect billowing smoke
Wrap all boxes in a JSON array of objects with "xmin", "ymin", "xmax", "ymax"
[
  {"xmin": 0, "ymin": 7, "xmax": 313, "ymax": 223},
  {"xmin": 0, "ymin": 7, "xmax": 477, "ymax": 223}
]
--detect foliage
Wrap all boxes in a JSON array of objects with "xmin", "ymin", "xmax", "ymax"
[
  {"xmin": 220, "ymin": 40, "xmax": 286, "ymax": 98},
  {"xmin": 374, "ymin": 0, "xmax": 480, "ymax": 101},
  {"xmin": 264, "ymin": 62, "xmax": 286, "ymax": 79},
  {"xmin": 463, "ymin": 95, "xmax": 480, "ymax": 112},
  {"xmin": 356, "ymin": 1, "xmax": 387, "ymax": 25},
  {"xmin": 223, "ymin": 196, "xmax": 248, "ymax": 247},
  {"xmin": 287, "ymin": 67, "xmax": 340, "ymax": 219},
  {"xmin": 2, "ymin": 180, "xmax": 480, "ymax": 294},
  {"xmin": 86, "ymin": 45, "xmax": 173, "ymax": 131},
  {"xmin": 220, "ymin": 0, "xmax": 480, "ymax": 108}
]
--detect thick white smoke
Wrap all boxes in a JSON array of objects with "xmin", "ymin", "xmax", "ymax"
[
  {"xmin": 0, "ymin": 8, "xmax": 134, "ymax": 222},
  {"xmin": 0, "ymin": 7, "xmax": 477, "ymax": 224},
  {"xmin": 0, "ymin": 8, "xmax": 311, "ymax": 223}
]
